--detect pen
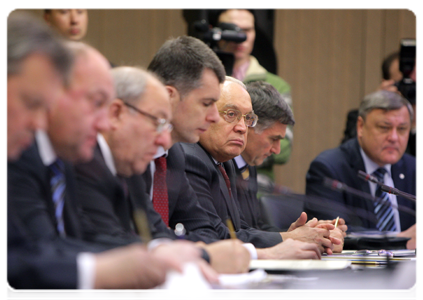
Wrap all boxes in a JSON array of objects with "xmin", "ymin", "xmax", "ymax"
[
  {"xmin": 334, "ymin": 216, "xmax": 340, "ymax": 228},
  {"xmin": 133, "ymin": 209, "xmax": 152, "ymax": 243},
  {"xmin": 226, "ymin": 218, "xmax": 237, "ymax": 239}
]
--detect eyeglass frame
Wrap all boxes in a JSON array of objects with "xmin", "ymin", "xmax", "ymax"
[
  {"xmin": 219, "ymin": 109, "xmax": 258, "ymax": 128},
  {"xmin": 120, "ymin": 100, "xmax": 173, "ymax": 133}
]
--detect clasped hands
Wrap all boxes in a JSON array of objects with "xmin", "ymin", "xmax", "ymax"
[{"xmin": 281, "ymin": 212, "xmax": 348, "ymax": 254}]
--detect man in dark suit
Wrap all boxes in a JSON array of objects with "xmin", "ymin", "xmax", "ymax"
[
  {"xmin": 145, "ymin": 35, "xmax": 245, "ymax": 242},
  {"xmin": 8, "ymin": 41, "xmax": 115, "ymax": 241},
  {"xmin": 233, "ymin": 81, "xmax": 294, "ymax": 232},
  {"xmin": 182, "ymin": 76, "xmax": 339, "ymax": 259},
  {"xmin": 233, "ymin": 81, "xmax": 347, "ymax": 253},
  {"xmin": 7, "ymin": 15, "xmax": 177, "ymax": 289},
  {"xmin": 305, "ymin": 90, "xmax": 416, "ymax": 249},
  {"xmin": 74, "ymin": 66, "xmax": 174, "ymax": 242}
]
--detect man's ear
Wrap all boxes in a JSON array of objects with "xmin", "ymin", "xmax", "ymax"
[
  {"xmin": 166, "ymin": 85, "xmax": 180, "ymax": 104},
  {"xmin": 356, "ymin": 115, "xmax": 364, "ymax": 138},
  {"xmin": 108, "ymin": 99, "xmax": 124, "ymax": 130}
]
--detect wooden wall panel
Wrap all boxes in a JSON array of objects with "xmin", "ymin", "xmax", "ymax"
[
  {"xmin": 17, "ymin": 9, "xmax": 187, "ymax": 68},
  {"xmin": 273, "ymin": 9, "xmax": 415, "ymax": 193}
]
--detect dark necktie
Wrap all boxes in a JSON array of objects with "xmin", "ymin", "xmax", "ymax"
[
  {"xmin": 153, "ymin": 156, "xmax": 169, "ymax": 226},
  {"xmin": 118, "ymin": 175, "xmax": 129, "ymax": 200},
  {"xmin": 373, "ymin": 168, "xmax": 396, "ymax": 231},
  {"xmin": 218, "ymin": 164, "xmax": 232, "ymax": 198},
  {"xmin": 49, "ymin": 159, "xmax": 66, "ymax": 237}
]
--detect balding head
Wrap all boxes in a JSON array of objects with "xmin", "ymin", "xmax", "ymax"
[
  {"xmin": 47, "ymin": 42, "xmax": 115, "ymax": 163},
  {"xmin": 199, "ymin": 77, "xmax": 255, "ymax": 162}
]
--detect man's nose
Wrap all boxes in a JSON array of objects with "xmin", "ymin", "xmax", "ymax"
[
  {"xmin": 156, "ymin": 128, "xmax": 172, "ymax": 150},
  {"xmin": 206, "ymin": 103, "xmax": 220, "ymax": 124},
  {"xmin": 234, "ymin": 116, "xmax": 247, "ymax": 134},
  {"xmin": 271, "ymin": 140, "xmax": 281, "ymax": 155}
]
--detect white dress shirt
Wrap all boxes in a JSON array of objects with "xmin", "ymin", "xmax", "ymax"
[{"xmin": 35, "ymin": 130, "xmax": 96, "ymax": 289}]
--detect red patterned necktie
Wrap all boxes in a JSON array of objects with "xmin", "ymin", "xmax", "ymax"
[
  {"xmin": 218, "ymin": 164, "xmax": 232, "ymax": 198},
  {"xmin": 153, "ymin": 156, "xmax": 169, "ymax": 226}
]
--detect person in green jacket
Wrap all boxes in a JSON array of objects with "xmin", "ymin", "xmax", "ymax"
[{"xmin": 217, "ymin": 9, "xmax": 293, "ymax": 182}]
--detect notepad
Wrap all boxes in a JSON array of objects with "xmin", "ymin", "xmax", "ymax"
[{"xmin": 249, "ymin": 259, "xmax": 351, "ymax": 271}]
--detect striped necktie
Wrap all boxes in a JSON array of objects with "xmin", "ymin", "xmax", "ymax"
[
  {"xmin": 49, "ymin": 159, "xmax": 66, "ymax": 237},
  {"xmin": 372, "ymin": 167, "xmax": 396, "ymax": 231}
]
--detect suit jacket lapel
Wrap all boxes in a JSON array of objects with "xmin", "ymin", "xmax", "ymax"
[
  {"xmin": 348, "ymin": 139, "xmax": 374, "ymax": 215},
  {"xmin": 166, "ymin": 146, "xmax": 181, "ymax": 217}
]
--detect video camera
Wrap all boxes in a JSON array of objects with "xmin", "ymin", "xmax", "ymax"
[
  {"xmin": 193, "ymin": 19, "xmax": 247, "ymax": 76},
  {"xmin": 193, "ymin": 20, "xmax": 247, "ymax": 47},
  {"xmin": 395, "ymin": 38, "xmax": 416, "ymax": 104}
]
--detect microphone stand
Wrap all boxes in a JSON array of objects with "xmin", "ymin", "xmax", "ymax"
[
  {"xmin": 323, "ymin": 178, "xmax": 415, "ymax": 217},
  {"xmin": 357, "ymin": 170, "xmax": 416, "ymax": 202}
]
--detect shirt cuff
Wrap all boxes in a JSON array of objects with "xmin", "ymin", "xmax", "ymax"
[
  {"xmin": 77, "ymin": 252, "xmax": 96, "ymax": 289},
  {"xmin": 147, "ymin": 238, "xmax": 173, "ymax": 251},
  {"xmin": 242, "ymin": 243, "xmax": 257, "ymax": 260}
]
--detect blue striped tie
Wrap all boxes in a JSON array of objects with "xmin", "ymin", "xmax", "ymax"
[
  {"xmin": 49, "ymin": 159, "xmax": 66, "ymax": 237},
  {"xmin": 372, "ymin": 168, "xmax": 396, "ymax": 231}
]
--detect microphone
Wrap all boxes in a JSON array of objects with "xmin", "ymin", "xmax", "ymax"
[
  {"xmin": 357, "ymin": 170, "xmax": 416, "ymax": 202},
  {"xmin": 324, "ymin": 177, "xmax": 415, "ymax": 217},
  {"xmin": 254, "ymin": 174, "xmax": 380, "ymax": 227}
]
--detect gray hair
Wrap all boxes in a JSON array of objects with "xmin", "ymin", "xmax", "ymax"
[
  {"xmin": 8, "ymin": 12, "xmax": 73, "ymax": 86},
  {"xmin": 147, "ymin": 36, "xmax": 226, "ymax": 97},
  {"xmin": 224, "ymin": 76, "xmax": 246, "ymax": 90},
  {"xmin": 111, "ymin": 66, "xmax": 153, "ymax": 105},
  {"xmin": 359, "ymin": 90, "xmax": 414, "ymax": 122},
  {"xmin": 246, "ymin": 81, "xmax": 295, "ymax": 133}
]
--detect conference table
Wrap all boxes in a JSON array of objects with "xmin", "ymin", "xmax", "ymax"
[{"xmin": 5, "ymin": 253, "xmax": 420, "ymax": 300}]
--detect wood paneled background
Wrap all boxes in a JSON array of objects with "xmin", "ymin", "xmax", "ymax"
[
  {"xmin": 273, "ymin": 10, "xmax": 415, "ymax": 193},
  {"xmin": 17, "ymin": 9, "xmax": 415, "ymax": 193}
]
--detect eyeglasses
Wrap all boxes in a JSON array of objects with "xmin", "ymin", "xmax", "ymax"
[
  {"xmin": 122, "ymin": 101, "xmax": 173, "ymax": 133},
  {"xmin": 219, "ymin": 109, "xmax": 258, "ymax": 127}
]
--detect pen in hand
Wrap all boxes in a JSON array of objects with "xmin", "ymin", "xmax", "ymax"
[
  {"xmin": 334, "ymin": 216, "xmax": 340, "ymax": 228},
  {"xmin": 133, "ymin": 209, "xmax": 152, "ymax": 244},
  {"xmin": 226, "ymin": 218, "xmax": 237, "ymax": 240}
]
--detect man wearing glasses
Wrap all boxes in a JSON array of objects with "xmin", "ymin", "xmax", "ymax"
[
  {"xmin": 74, "ymin": 66, "xmax": 182, "ymax": 240},
  {"xmin": 181, "ymin": 77, "xmax": 335, "ymax": 259}
]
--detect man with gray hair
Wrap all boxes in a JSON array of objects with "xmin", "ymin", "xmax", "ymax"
[
  {"xmin": 75, "ymin": 66, "xmax": 174, "ymax": 239},
  {"xmin": 305, "ymin": 90, "xmax": 416, "ymax": 248},
  {"xmin": 232, "ymin": 81, "xmax": 346, "ymax": 253},
  {"xmin": 233, "ymin": 81, "xmax": 295, "ymax": 231}
]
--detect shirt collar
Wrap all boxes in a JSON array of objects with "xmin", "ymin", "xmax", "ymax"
[
  {"xmin": 234, "ymin": 155, "xmax": 248, "ymax": 169},
  {"xmin": 154, "ymin": 146, "xmax": 168, "ymax": 159},
  {"xmin": 97, "ymin": 133, "xmax": 117, "ymax": 176},
  {"xmin": 359, "ymin": 147, "xmax": 392, "ymax": 177},
  {"xmin": 35, "ymin": 130, "xmax": 57, "ymax": 166}
]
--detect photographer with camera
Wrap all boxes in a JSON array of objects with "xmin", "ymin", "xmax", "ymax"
[
  {"xmin": 210, "ymin": 9, "xmax": 294, "ymax": 185},
  {"xmin": 341, "ymin": 39, "xmax": 416, "ymax": 158},
  {"xmin": 378, "ymin": 39, "xmax": 416, "ymax": 157}
]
